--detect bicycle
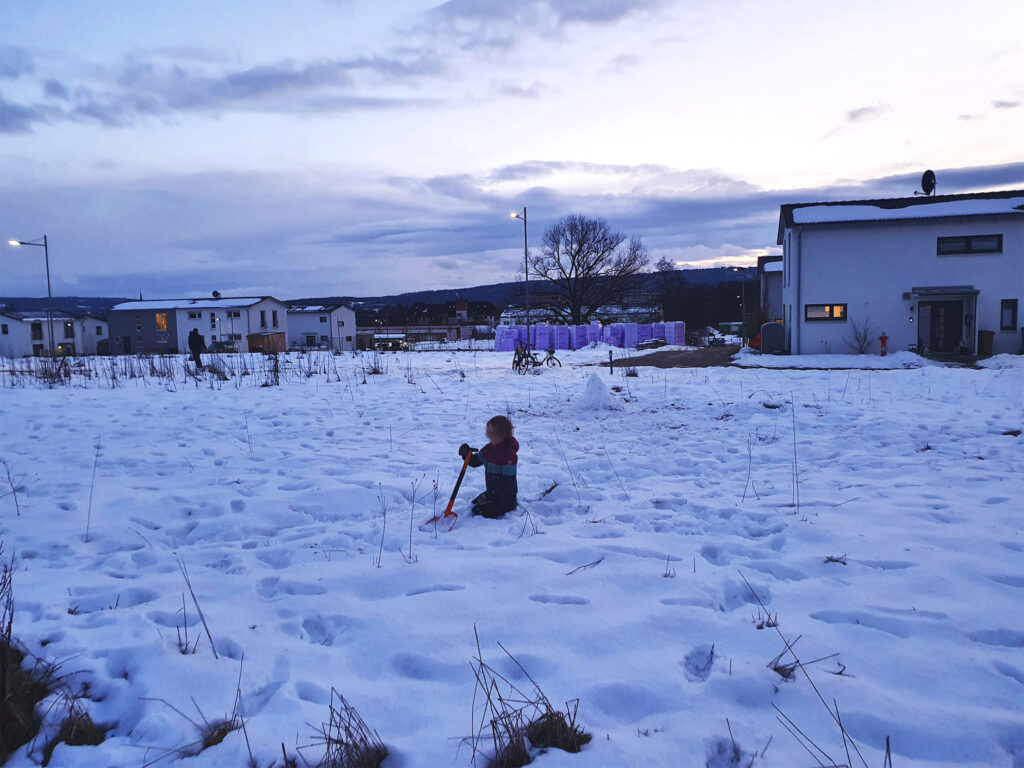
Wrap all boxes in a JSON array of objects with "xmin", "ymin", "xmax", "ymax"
[{"xmin": 512, "ymin": 346, "xmax": 560, "ymax": 374}]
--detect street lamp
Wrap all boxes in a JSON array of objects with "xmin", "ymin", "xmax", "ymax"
[
  {"xmin": 7, "ymin": 235, "xmax": 55, "ymax": 361},
  {"xmin": 510, "ymin": 208, "xmax": 530, "ymax": 344}
]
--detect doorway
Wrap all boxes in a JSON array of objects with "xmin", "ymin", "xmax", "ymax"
[{"xmin": 918, "ymin": 300, "xmax": 964, "ymax": 354}]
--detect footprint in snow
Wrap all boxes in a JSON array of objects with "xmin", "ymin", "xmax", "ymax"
[
  {"xmin": 682, "ymin": 644, "xmax": 715, "ymax": 682},
  {"xmin": 256, "ymin": 577, "xmax": 326, "ymax": 600},
  {"xmin": 528, "ymin": 594, "xmax": 589, "ymax": 605}
]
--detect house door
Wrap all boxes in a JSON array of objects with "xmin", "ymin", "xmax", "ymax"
[
  {"xmin": 123, "ymin": 336, "xmax": 132, "ymax": 354},
  {"xmin": 919, "ymin": 300, "xmax": 963, "ymax": 354}
]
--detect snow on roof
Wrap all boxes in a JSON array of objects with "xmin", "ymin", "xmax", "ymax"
[
  {"xmin": 791, "ymin": 196, "xmax": 1024, "ymax": 225},
  {"xmin": 777, "ymin": 189, "xmax": 1024, "ymax": 243},
  {"xmin": 763, "ymin": 261, "xmax": 783, "ymax": 273},
  {"xmin": 286, "ymin": 303, "xmax": 350, "ymax": 313},
  {"xmin": 111, "ymin": 297, "xmax": 274, "ymax": 311}
]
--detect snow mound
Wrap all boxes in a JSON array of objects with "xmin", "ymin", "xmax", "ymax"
[
  {"xmin": 733, "ymin": 348, "xmax": 938, "ymax": 369},
  {"xmin": 574, "ymin": 373, "xmax": 622, "ymax": 410},
  {"xmin": 978, "ymin": 353, "xmax": 1024, "ymax": 370}
]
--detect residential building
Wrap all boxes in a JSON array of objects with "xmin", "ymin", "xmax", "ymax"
[
  {"xmin": 758, "ymin": 255, "xmax": 783, "ymax": 322},
  {"xmin": 106, "ymin": 297, "xmax": 288, "ymax": 354},
  {"xmin": 0, "ymin": 311, "xmax": 108, "ymax": 357},
  {"xmin": 778, "ymin": 190, "xmax": 1024, "ymax": 356},
  {"xmin": 286, "ymin": 302, "xmax": 356, "ymax": 351}
]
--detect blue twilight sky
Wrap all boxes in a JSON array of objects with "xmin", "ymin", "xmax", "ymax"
[{"xmin": 1, "ymin": 0, "xmax": 1023, "ymax": 298}]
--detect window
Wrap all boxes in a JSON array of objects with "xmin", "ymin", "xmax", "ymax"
[
  {"xmin": 96, "ymin": 325, "xmax": 103, "ymax": 336},
  {"xmin": 337, "ymin": 319, "xmax": 345, "ymax": 327},
  {"xmin": 804, "ymin": 304, "xmax": 847, "ymax": 321},
  {"xmin": 319, "ymin": 316, "xmax": 327, "ymax": 323},
  {"xmin": 227, "ymin": 310, "xmax": 241, "ymax": 319},
  {"xmin": 64, "ymin": 321, "xmax": 74, "ymax": 339},
  {"xmin": 937, "ymin": 234, "xmax": 1003, "ymax": 255},
  {"xmin": 1, "ymin": 324, "xmax": 7, "ymax": 335},
  {"xmin": 345, "ymin": 335, "xmax": 352, "ymax": 342},
  {"xmin": 260, "ymin": 310, "xmax": 267, "ymax": 328},
  {"xmin": 1001, "ymin": 299, "xmax": 1019, "ymax": 331},
  {"xmin": 135, "ymin": 314, "xmax": 142, "ymax": 331},
  {"xmin": 187, "ymin": 311, "xmax": 201, "ymax": 320},
  {"xmin": 320, "ymin": 335, "xmax": 328, "ymax": 342},
  {"xmin": 31, "ymin": 322, "xmax": 42, "ymax": 340},
  {"xmin": 305, "ymin": 335, "xmax": 317, "ymax": 346},
  {"xmin": 155, "ymin": 313, "xmax": 168, "ymax": 331},
  {"xmin": 272, "ymin": 310, "xmax": 279, "ymax": 328},
  {"xmin": 209, "ymin": 313, "xmax": 217, "ymax": 329}
]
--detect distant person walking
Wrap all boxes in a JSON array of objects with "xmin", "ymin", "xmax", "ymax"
[{"xmin": 187, "ymin": 328, "xmax": 206, "ymax": 368}]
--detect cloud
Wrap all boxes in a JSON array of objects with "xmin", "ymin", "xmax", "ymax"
[
  {"xmin": 0, "ymin": 95, "xmax": 56, "ymax": 133},
  {"xmin": 497, "ymin": 80, "xmax": 546, "ymax": 99},
  {"xmin": 0, "ymin": 50, "xmax": 448, "ymax": 132},
  {"xmin": 846, "ymin": 104, "xmax": 887, "ymax": 123},
  {"xmin": 992, "ymin": 99, "xmax": 1019, "ymax": 109},
  {"xmin": 0, "ymin": 46, "xmax": 34, "ymax": 79},
  {"xmin": 1, "ymin": 161, "xmax": 1020, "ymax": 297},
  {"xmin": 423, "ymin": 0, "xmax": 669, "ymax": 49},
  {"xmin": 42, "ymin": 79, "xmax": 69, "ymax": 99}
]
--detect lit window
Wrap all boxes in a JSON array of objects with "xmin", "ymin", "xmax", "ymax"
[
  {"xmin": 155, "ymin": 313, "xmax": 168, "ymax": 331},
  {"xmin": 804, "ymin": 304, "xmax": 847, "ymax": 322},
  {"xmin": 937, "ymin": 234, "xmax": 1003, "ymax": 255}
]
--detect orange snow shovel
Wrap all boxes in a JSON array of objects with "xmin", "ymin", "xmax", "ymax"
[{"xmin": 426, "ymin": 449, "xmax": 472, "ymax": 529}]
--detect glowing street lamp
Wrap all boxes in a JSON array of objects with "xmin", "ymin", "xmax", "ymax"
[{"xmin": 7, "ymin": 235, "xmax": 56, "ymax": 361}]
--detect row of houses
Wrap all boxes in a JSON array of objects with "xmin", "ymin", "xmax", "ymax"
[{"xmin": 0, "ymin": 299, "xmax": 358, "ymax": 357}]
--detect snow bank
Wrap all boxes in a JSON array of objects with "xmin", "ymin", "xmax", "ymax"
[
  {"xmin": 733, "ymin": 347, "xmax": 937, "ymax": 369},
  {"xmin": 977, "ymin": 353, "xmax": 1024, "ymax": 370}
]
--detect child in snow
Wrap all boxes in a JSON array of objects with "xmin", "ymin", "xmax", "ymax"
[{"xmin": 458, "ymin": 415, "xmax": 518, "ymax": 519}]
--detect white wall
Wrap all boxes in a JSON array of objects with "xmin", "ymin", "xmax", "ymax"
[
  {"xmin": 287, "ymin": 306, "xmax": 356, "ymax": 351},
  {"xmin": 245, "ymin": 299, "xmax": 287, "ymax": 350},
  {"xmin": 783, "ymin": 214, "xmax": 1024, "ymax": 355},
  {"xmin": 0, "ymin": 316, "xmax": 32, "ymax": 357}
]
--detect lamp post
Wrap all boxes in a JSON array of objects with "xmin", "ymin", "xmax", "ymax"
[
  {"xmin": 7, "ymin": 236, "xmax": 55, "ymax": 361},
  {"xmin": 510, "ymin": 207, "xmax": 529, "ymax": 345}
]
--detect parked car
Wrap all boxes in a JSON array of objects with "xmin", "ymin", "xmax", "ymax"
[{"xmin": 209, "ymin": 340, "xmax": 239, "ymax": 353}]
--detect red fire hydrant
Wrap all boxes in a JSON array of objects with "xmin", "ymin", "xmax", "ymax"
[{"xmin": 879, "ymin": 332, "xmax": 889, "ymax": 356}]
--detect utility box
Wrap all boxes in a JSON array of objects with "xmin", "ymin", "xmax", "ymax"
[
  {"xmin": 977, "ymin": 329, "xmax": 995, "ymax": 358},
  {"xmin": 761, "ymin": 322, "xmax": 786, "ymax": 354}
]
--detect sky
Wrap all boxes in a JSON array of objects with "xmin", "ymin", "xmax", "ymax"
[{"xmin": 1, "ymin": 0, "xmax": 1022, "ymax": 299}]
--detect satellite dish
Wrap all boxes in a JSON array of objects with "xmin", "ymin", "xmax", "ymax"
[
  {"xmin": 921, "ymin": 170, "xmax": 936, "ymax": 195},
  {"xmin": 212, "ymin": 290, "xmax": 221, "ymax": 298}
]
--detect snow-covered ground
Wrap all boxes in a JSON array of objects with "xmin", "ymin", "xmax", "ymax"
[{"xmin": 1, "ymin": 349, "xmax": 1022, "ymax": 768}]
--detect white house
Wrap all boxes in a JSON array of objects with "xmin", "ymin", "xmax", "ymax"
[
  {"xmin": 286, "ymin": 302, "xmax": 356, "ymax": 351},
  {"xmin": 0, "ymin": 311, "xmax": 108, "ymax": 357},
  {"xmin": 107, "ymin": 297, "xmax": 288, "ymax": 354},
  {"xmin": 779, "ymin": 190, "xmax": 1024, "ymax": 356},
  {"xmin": 758, "ymin": 256, "xmax": 783, "ymax": 322}
]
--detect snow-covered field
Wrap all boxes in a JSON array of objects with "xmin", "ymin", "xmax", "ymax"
[{"xmin": 1, "ymin": 348, "xmax": 1022, "ymax": 768}]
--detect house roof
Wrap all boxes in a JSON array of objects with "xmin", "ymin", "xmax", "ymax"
[
  {"xmin": 110, "ymin": 297, "xmax": 278, "ymax": 311},
  {"xmin": 285, "ymin": 302, "xmax": 352, "ymax": 313},
  {"xmin": 777, "ymin": 189, "xmax": 1024, "ymax": 243},
  {"xmin": 762, "ymin": 261, "xmax": 783, "ymax": 273},
  {"xmin": 1, "ymin": 310, "xmax": 88, "ymax": 322}
]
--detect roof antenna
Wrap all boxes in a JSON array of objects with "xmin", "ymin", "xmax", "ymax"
[{"xmin": 914, "ymin": 169, "xmax": 936, "ymax": 196}]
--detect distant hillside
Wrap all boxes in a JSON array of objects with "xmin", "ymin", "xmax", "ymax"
[
  {"xmin": 0, "ymin": 296, "xmax": 131, "ymax": 316},
  {"xmin": 289, "ymin": 266, "xmax": 752, "ymax": 309}
]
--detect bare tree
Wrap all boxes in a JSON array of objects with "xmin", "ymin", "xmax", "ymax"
[
  {"xmin": 844, "ymin": 318, "xmax": 878, "ymax": 354},
  {"xmin": 529, "ymin": 214, "xmax": 649, "ymax": 325}
]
